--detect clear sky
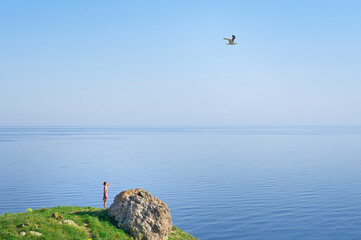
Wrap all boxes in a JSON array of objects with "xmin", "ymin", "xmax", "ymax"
[{"xmin": 1, "ymin": 0, "xmax": 360, "ymax": 126}]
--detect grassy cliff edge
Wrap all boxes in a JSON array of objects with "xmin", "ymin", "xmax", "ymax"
[{"xmin": 0, "ymin": 206, "xmax": 198, "ymax": 240}]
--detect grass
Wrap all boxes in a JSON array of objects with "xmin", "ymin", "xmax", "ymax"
[
  {"xmin": 0, "ymin": 206, "xmax": 198, "ymax": 240},
  {"xmin": 168, "ymin": 226, "xmax": 197, "ymax": 240}
]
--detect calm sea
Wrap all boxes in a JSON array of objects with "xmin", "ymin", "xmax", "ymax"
[{"xmin": 1, "ymin": 126, "xmax": 361, "ymax": 240}]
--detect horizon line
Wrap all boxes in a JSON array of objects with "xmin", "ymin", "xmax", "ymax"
[{"xmin": 1, "ymin": 124, "xmax": 361, "ymax": 128}]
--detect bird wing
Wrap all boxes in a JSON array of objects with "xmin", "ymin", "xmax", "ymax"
[
  {"xmin": 223, "ymin": 38, "xmax": 233, "ymax": 44},
  {"xmin": 232, "ymin": 35, "xmax": 236, "ymax": 42}
]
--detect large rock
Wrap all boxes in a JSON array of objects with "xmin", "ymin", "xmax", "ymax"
[{"xmin": 108, "ymin": 188, "xmax": 172, "ymax": 240}]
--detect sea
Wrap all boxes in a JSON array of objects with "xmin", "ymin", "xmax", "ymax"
[{"xmin": 1, "ymin": 126, "xmax": 361, "ymax": 240}]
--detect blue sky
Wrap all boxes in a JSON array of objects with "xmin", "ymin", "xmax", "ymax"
[{"xmin": 1, "ymin": 0, "xmax": 360, "ymax": 125}]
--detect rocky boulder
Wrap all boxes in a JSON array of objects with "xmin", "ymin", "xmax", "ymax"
[{"xmin": 108, "ymin": 188, "xmax": 172, "ymax": 240}]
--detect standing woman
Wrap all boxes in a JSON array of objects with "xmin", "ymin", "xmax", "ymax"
[{"xmin": 103, "ymin": 181, "xmax": 109, "ymax": 208}]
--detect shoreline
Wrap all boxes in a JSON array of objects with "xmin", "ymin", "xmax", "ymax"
[{"xmin": 0, "ymin": 206, "xmax": 198, "ymax": 240}]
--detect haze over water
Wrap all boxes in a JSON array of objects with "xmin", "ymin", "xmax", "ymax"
[{"xmin": 1, "ymin": 126, "xmax": 361, "ymax": 239}]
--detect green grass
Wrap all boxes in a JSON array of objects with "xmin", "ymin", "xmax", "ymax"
[
  {"xmin": 168, "ymin": 226, "xmax": 197, "ymax": 240},
  {"xmin": 0, "ymin": 206, "xmax": 198, "ymax": 240}
]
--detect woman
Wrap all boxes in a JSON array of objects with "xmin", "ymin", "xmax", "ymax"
[{"xmin": 103, "ymin": 181, "xmax": 109, "ymax": 208}]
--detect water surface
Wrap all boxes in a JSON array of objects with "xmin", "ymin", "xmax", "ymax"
[{"xmin": 1, "ymin": 126, "xmax": 361, "ymax": 239}]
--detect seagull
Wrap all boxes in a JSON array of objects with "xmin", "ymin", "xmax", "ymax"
[{"xmin": 223, "ymin": 35, "xmax": 237, "ymax": 45}]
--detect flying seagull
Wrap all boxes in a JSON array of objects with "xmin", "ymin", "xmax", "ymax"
[{"xmin": 223, "ymin": 35, "xmax": 237, "ymax": 45}]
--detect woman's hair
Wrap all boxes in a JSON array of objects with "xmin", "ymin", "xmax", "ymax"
[{"xmin": 103, "ymin": 181, "xmax": 108, "ymax": 186}]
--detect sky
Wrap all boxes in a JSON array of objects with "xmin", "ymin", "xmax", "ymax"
[{"xmin": 1, "ymin": 0, "xmax": 361, "ymax": 126}]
